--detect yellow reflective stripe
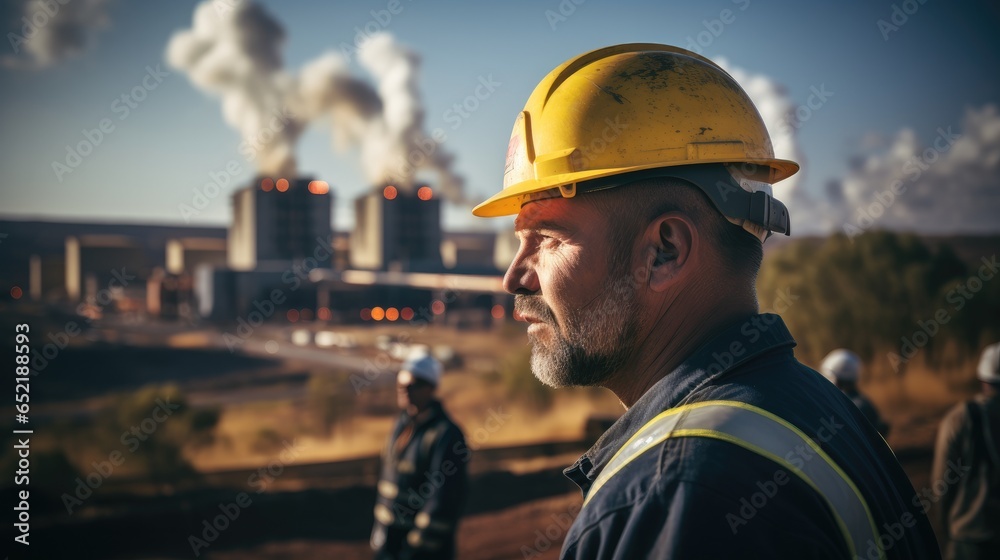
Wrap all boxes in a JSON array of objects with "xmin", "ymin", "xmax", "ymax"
[
  {"xmin": 669, "ymin": 428, "xmax": 856, "ymax": 560},
  {"xmin": 714, "ymin": 400, "xmax": 882, "ymax": 559},
  {"xmin": 374, "ymin": 503, "xmax": 394, "ymax": 525},
  {"xmin": 584, "ymin": 400, "xmax": 722, "ymax": 505},
  {"xmin": 415, "ymin": 511, "xmax": 454, "ymax": 532},
  {"xmin": 582, "ymin": 400, "xmax": 884, "ymax": 560},
  {"xmin": 407, "ymin": 529, "xmax": 422, "ymax": 547},
  {"xmin": 378, "ymin": 480, "xmax": 399, "ymax": 499},
  {"xmin": 407, "ymin": 529, "xmax": 444, "ymax": 550}
]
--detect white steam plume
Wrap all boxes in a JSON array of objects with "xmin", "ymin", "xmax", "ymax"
[
  {"xmin": 167, "ymin": 0, "xmax": 464, "ymax": 201},
  {"xmin": 2, "ymin": 0, "xmax": 113, "ymax": 68},
  {"xmin": 714, "ymin": 58, "xmax": 824, "ymax": 233},
  {"xmin": 166, "ymin": 0, "xmax": 302, "ymax": 178}
]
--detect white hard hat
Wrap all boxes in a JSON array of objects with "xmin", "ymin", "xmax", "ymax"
[
  {"xmin": 400, "ymin": 351, "xmax": 442, "ymax": 386},
  {"xmin": 978, "ymin": 342, "xmax": 1000, "ymax": 384},
  {"xmin": 819, "ymin": 349, "xmax": 861, "ymax": 383}
]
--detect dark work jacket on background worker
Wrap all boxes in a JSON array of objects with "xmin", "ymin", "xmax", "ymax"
[
  {"xmin": 560, "ymin": 314, "xmax": 941, "ymax": 559},
  {"xmin": 933, "ymin": 393, "xmax": 1000, "ymax": 560},
  {"xmin": 371, "ymin": 400, "xmax": 468, "ymax": 560},
  {"xmin": 848, "ymin": 389, "xmax": 891, "ymax": 439}
]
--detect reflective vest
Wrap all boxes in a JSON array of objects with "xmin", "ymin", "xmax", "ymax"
[{"xmin": 582, "ymin": 400, "xmax": 884, "ymax": 560}]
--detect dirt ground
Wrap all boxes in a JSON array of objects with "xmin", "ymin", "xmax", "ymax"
[{"xmin": 207, "ymin": 492, "xmax": 581, "ymax": 560}]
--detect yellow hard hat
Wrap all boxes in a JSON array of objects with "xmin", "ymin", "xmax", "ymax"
[{"xmin": 472, "ymin": 43, "xmax": 799, "ymax": 235}]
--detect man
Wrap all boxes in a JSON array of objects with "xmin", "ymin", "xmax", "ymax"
[
  {"xmin": 371, "ymin": 351, "xmax": 467, "ymax": 560},
  {"xmin": 473, "ymin": 44, "xmax": 939, "ymax": 558},
  {"xmin": 820, "ymin": 349, "xmax": 890, "ymax": 438},
  {"xmin": 933, "ymin": 342, "xmax": 1000, "ymax": 559}
]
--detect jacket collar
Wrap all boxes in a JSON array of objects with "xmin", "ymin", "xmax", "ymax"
[
  {"xmin": 395, "ymin": 399, "xmax": 445, "ymax": 431},
  {"xmin": 563, "ymin": 313, "xmax": 796, "ymax": 493}
]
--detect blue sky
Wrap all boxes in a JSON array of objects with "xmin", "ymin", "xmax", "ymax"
[{"xmin": 1, "ymin": 0, "xmax": 998, "ymax": 234}]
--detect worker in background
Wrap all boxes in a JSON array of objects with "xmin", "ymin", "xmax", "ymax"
[
  {"xmin": 933, "ymin": 342, "xmax": 1000, "ymax": 560},
  {"xmin": 473, "ymin": 44, "xmax": 939, "ymax": 558},
  {"xmin": 371, "ymin": 351, "xmax": 467, "ymax": 560},
  {"xmin": 820, "ymin": 349, "xmax": 890, "ymax": 438}
]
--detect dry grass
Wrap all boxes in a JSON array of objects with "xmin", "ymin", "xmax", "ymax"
[
  {"xmin": 859, "ymin": 354, "xmax": 979, "ymax": 451},
  {"xmin": 188, "ymin": 330, "xmax": 622, "ymax": 472},
  {"xmin": 192, "ymin": 330, "xmax": 978, "ymax": 472}
]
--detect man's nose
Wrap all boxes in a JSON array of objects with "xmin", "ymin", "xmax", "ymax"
[{"xmin": 502, "ymin": 242, "xmax": 540, "ymax": 295}]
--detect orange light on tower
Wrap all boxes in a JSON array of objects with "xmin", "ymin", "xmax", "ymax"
[
  {"xmin": 383, "ymin": 185, "xmax": 397, "ymax": 200},
  {"xmin": 317, "ymin": 307, "xmax": 331, "ymax": 321},
  {"xmin": 371, "ymin": 306, "xmax": 385, "ymax": 321},
  {"xmin": 308, "ymin": 180, "xmax": 329, "ymax": 194},
  {"xmin": 491, "ymin": 304, "xmax": 505, "ymax": 319},
  {"xmin": 431, "ymin": 300, "xmax": 445, "ymax": 315},
  {"xmin": 261, "ymin": 177, "xmax": 274, "ymax": 192},
  {"xmin": 417, "ymin": 186, "xmax": 433, "ymax": 201},
  {"xmin": 386, "ymin": 307, "xmax": 399, "ymax": 321},
  {"xmin": 276, "ymin": 178, "xmax": 289, "ymax": 192}
]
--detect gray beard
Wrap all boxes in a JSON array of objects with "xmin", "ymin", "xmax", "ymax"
[{"xmin": 519, "ymin": 273, "xmax": 641, "ymax": 388}]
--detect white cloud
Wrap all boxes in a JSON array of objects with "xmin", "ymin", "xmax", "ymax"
[
  {"xmin": 835, "ymin": 104, "xmax": 1000, "ymax": 235},
  {"xmin": 2, "ymin": 0, "xmax": 113, "ymax": 68},
  {"xmin": 713, "ymin": 57, "xmax": 828, "ymax": 234},
  {"xmin": 715, "ymin": 57, "xmax": 1000, "ymax": 236},
  {"xmin": 167, "ymin": 1, "xmax": 464, "ymax": 199}
]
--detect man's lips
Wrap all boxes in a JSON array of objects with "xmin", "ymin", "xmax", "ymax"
[{"xmin": 513, "ymin": 309, "xmax": 542, "ymax": 323}]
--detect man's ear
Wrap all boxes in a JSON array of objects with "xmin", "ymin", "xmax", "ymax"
[{"xmin": 643, "ymin": 213, "xmax": 697, "ymax": 293}]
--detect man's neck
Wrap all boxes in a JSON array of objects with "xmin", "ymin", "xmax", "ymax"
[
  {"xmin": 406, "ymin": 400, "xmax": 437, "ymax": 419},
  {"xmin": 982, "ymin": 383, "xmax": 998, "ymax": 399},
  {"xmin": 606, "ymin": 300, "xmax": 757, "ymax": 410}
]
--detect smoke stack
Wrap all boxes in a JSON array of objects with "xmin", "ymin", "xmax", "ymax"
[
  {"xmin": 350, "ymin": 184, "xmax": 441, "ymax": 272},
  {"xmin": 228, "ymin": 176, "xmax": 333, "ymax": 271}
]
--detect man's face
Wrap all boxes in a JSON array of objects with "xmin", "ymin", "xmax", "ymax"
[
  {"xmin": 396, "ymin": 371, "xmax": 435, "ymax": 412},
  {"xmin": 505, "ymin": 197, "xmax": 641, "ymax": 388}
]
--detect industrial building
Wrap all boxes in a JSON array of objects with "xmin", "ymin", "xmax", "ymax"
[
  {"xmin": 1, "ymin": 175, "xmax": 511, "ymax": 328},
  {"xmin": 351, "ymin": 186, "xmax": 441, "ymax": 271},
  {"xmin": 228, "ymin": 177, "xmax": 333, "ymax": 271}
]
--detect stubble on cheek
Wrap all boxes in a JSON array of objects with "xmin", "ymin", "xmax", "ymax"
[{"xmin": 526, "ymin": 276, "xmax": 640, "ymax": 388}]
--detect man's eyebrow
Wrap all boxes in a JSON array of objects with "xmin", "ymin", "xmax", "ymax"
[{"xmin": 513, "ymin": 219, "xmax": 571, "ymax": 233}]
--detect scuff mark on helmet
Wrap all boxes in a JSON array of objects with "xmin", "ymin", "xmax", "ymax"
[{"xmin": 595, "ymin": 83, "xmax": 628, "ymax": 104}]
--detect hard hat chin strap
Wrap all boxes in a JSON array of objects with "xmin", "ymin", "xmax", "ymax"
[
  {"xmin": 747, "ymin": 190, "xmax": 790, "ymax": 237},
  {"xmin": 571, "ymin": 164, "xmax": 791, "ymax": 239}
]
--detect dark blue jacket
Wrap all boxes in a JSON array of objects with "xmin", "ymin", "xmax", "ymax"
[
  {"xmin": 849, "ymin": 390, "xmax": 890, "ymax": 439},
  {"xmin": 560, "ymin": 314, "xmax": 940, "ymax": 559},
  {"xmin": 372, "ymin": 400, "xmax": 468, "ymax": 560}
]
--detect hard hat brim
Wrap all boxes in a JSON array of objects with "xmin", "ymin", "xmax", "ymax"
[{"xmin": 473, "ymin": 158, "xmax": 798, "ymax": 218}]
